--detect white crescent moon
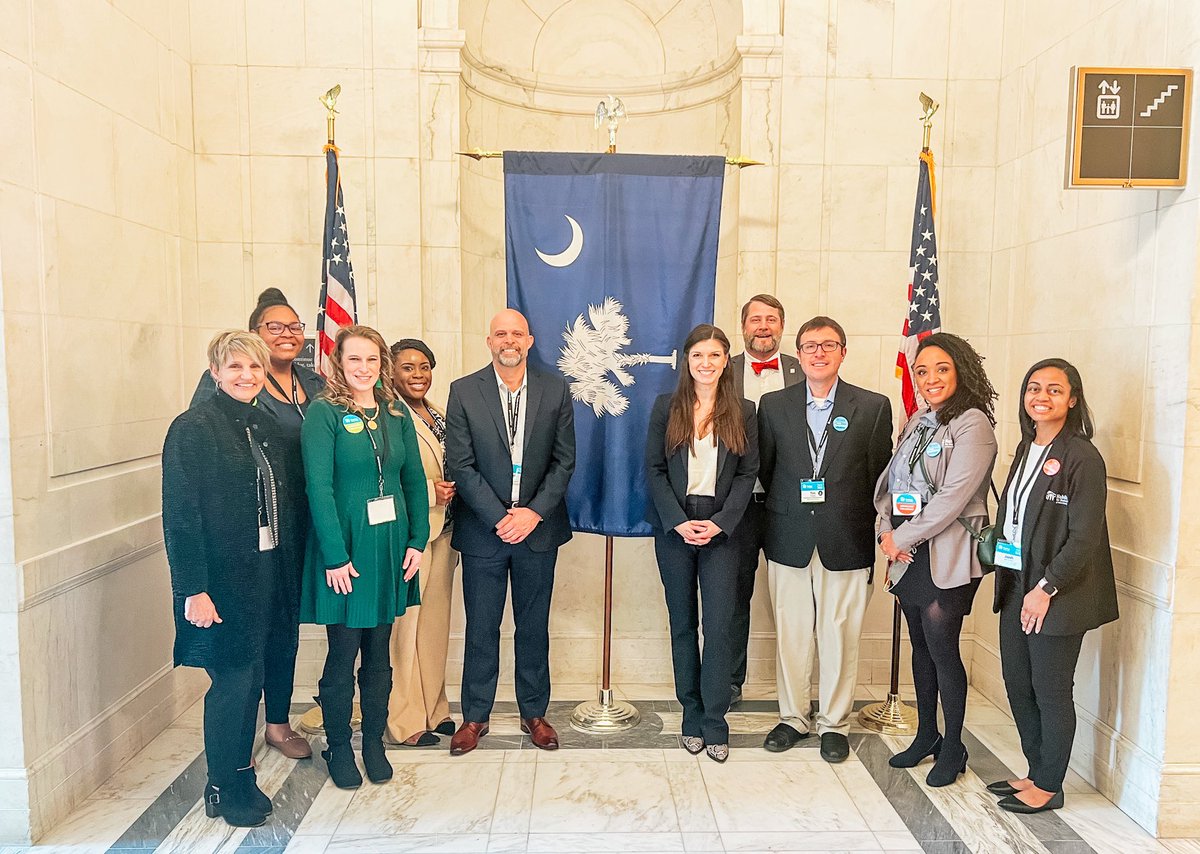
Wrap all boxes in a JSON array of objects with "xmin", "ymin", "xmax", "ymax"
[{"xmin": 536, "ymin": 215, "xmax": 584, "ymax": 267}]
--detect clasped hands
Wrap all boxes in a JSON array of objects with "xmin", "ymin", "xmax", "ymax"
[
  {"xmin": 326, "ymin": 547, "xmax": 423, "ymax": 594},
  {"xmin": 674, "ymin": 519, "xmax": 722, "ymax": 546},
  {"xmin": 496, "ymin": 507, "xmax": 541, "ymax": 544},
  {"xmin": 878, "ymin": 531, "xmax": 913, "ymax": 564}
]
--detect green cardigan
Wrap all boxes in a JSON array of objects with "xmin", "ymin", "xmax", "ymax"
[{"xmin": 299, "ymin": 398, "xmax": 429, "ymax": 627}]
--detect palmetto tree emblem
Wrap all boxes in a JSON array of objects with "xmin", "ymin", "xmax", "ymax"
[{"xmin": 558, "ymin": 297, "xmax": 677, "ymax": 417}]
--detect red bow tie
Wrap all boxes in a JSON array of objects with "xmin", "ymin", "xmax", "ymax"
[{"xmin": 751, "ymin": 357, "xmax": 779, "ymax": 375}]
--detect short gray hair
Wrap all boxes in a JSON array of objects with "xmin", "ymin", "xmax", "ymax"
[{"xmin": 207, "ymin": 330, "xmax": 271, "ymax": 371}]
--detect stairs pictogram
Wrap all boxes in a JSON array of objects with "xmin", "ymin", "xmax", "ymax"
[{"xmin": 1140, "ymin": 84, "xmax": 1180, "ymax": 118}]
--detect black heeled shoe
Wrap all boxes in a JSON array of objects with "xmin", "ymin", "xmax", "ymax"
[
  {"xmin": 236, "ymin": 766, "xmax": 272, "ymax": 814},
  {"xmin": 203, "ymin": 782, "xmax": 267, "ymax": 828},
  {"xmin": 987, "ymin": 780, "xmax": 1020, "ymax": 796},
  {"xmin": 926, "ymin": 742, "xmax": 968, "ymax": 787},
  {"xmin": 998, "ymin": 790, "xmax": 1064, "ymax": 813},
  {"xmin": 889, "ymin": 733, "xmax": 942, "ymax": 768}
]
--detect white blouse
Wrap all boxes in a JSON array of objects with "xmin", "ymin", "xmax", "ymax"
[{"xmin": 686, "ymin": 433, "xmax": 718, "ymax": 496}]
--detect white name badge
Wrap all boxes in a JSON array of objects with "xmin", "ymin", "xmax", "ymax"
[
  {"xmin": 995, "ymin": 539, "xmax": 1022, "ymax": 571},
  {"xmin": 258, "ymin": 526, "xmax": 275, "ymax": 552},
  {"xmin": 801, "ymin": 479, "xmax": 826, "ymax": 503},
  {"xmin": 892, "ymin": 492, "xmax": 922, "ymax": 517},
  {"xmin": 367, "ymin": 495, "xmax": 397, "ymax": 526}
]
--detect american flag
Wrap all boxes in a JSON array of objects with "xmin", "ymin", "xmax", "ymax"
[
  {"xmin": 895, "ymin": 150, "xmax": 942, "ymax": 417},
  {"xmin": 316, "ymin": 146, "xmax": 357, "ymax": 377}
]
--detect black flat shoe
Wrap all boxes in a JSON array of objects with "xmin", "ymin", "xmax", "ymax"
[
  {"xmin": 819, "ymin": 732, "xmax": 850, "ymax": 763},
  {"xmin": 763, "ymin": 723, "xmax": 808, "ymax": 753},
  {"xmin": 433, "ymin": 720, "xmax": 456, "ymax": 737},
  {"xmin": 998, "ymin": 790, "xmax": 1064, "ymax": 813},
  {"xmin": 398, "ymin": 731, "xmax": 440, "ymax": 748},
  {"xmin": 889, "ymin": 733, "xmax": 942, "ymax": 768},
  {"xmin": 926, "ymin": 743, "xmax": 968, "ymax": 788},
  {"xmin": 987, "ymin": 780, "xmax": 1020, "ymax": 796}
]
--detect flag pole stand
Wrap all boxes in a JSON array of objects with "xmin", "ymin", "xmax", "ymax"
[
  {"xmin": 857, "ymin": 599, "xmax": 918, "ymax": 734},
  {"xmin": 570, "ymin": 536, "xmax": 641, "ymax": 734}
]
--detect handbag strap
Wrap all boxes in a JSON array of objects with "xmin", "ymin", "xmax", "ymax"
[{"xmin": 918, "ymin": 452, "xmax": 993, "ymax": 542}]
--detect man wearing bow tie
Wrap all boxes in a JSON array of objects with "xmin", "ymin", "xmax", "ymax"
[{"xmin": 728, "ymin": 295, "xmax": 801, "ymax": 705}]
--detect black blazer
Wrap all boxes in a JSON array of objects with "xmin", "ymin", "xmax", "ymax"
[
  {"xmin": 759, "ymin": 381, "xmax": 892, "ymax": 570},
  {"xmin": 992, "ymin": 433, "xmax": 1119, "ymax": 636},
  {"xmin": 162, "ymin": 392, "xmax": 304, "ymax": 668},
  {"xmin": 644, "ymin": 395, "xmax": 759, "ymax": 536},
  {"xmin": 444, "ymin": 364, "xmax": 576, "ymax": 557}
]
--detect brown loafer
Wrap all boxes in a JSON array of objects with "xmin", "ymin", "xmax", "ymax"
[
  {"xmin": 265, "ymin": 731, "xmax": 312, "ymax": 760},
  {"xmin": 449, "ymin": 721, "xmax": 489, "ymax": 756},
  {"xmin": 520, "ymin": 717, "xmax": 559, "ymax": 750}
]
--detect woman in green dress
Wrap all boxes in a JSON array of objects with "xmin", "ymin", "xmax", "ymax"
[{"xmin": 300, "ymin": 325, "xmax": 430, "ymax": 789}]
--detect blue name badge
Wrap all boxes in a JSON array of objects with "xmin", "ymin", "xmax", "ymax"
[
  {"xmin": 995, "ymin": 539, "xmax": 1022, "ymax": 571},
  {"xmin": 801, "ymin": 479, "xmax": 825, "ymax": 503}
]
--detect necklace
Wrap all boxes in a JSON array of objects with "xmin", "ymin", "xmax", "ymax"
[{"xmin": 363, "ymin": 404, "xmax": 379, "ymax": 431}]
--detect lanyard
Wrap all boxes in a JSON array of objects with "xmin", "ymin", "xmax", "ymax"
[
  {"xmin": 266, "ymin": 368, "xmax": 305, "ymax": 421},
  {"xmin": 1010, "ymin": 443, "xmax": 1052, "ymax": 531},
  {"xmin": 806, "ymin": 417, "xmax": 830, "ymax": 473},
  {"xmin": 906, "ymin": 424, "xmax": 936, "ymax": 474},
  {"xmin": 505, "ymin": 387, "xmax": 522, "ymax": 450},
  {"xmin": 363, "ymin": 408, "xmax": 386, "ymax": 497},
  {"xmin": 246, "ymin": 427, "xmax": 277, "ymax": 546}
]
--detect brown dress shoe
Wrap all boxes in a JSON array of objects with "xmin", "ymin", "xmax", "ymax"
[
  {"xmin": 449, "ymin": 721, "xmax": 489, "ymax": 756},
  {"xmin": 265, "ymin": 731, "xmax": 313, "ymax": 760},
  {"xmin": 520, "ymin": 717, "xmax": 559, "ymax": 750}
]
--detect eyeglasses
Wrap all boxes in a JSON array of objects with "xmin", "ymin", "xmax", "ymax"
[
  {"xmin": 256, "ymin": 321, "xmax": 306, "ymax": 336},
  {"xmin": 799, "ymin": 340, "xmax": 843, "ymax": 354}
]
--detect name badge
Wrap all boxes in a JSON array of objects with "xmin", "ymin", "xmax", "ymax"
[
  {"xmin": 342, "ymin": 413, "xmax": 364, "ymax": 434},
  {"xmin": 367, "ymin": 495, "xmax": 397, "ymax": 526},
  {"xmin": 258, "ymin": 526, "xmax": 275, "ymax": 552},
  {"xmin": 925, "ymin": 441, "xmax": 942, "ymax": 458},
  {"xmin": 832, "ymin": 416, "xmax": 849, "ymax": 432},
  {"xmin": 892, "ymin": 492, "xmax": 922, "ymax": 516},
  {"xmin": 995, "ymin": 539, "xmax": 1022, "ymax": 571},
  {"xmin": 801, "ymin": 479, "xmax": 826, "ymax": 503}
]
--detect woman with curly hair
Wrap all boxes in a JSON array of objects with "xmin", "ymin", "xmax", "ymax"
[
  {"xmin": 873, "ymin": 333, "xmax": 998, "ymax": 786},
  {"xmin": 299, "ymin": 325, "xmax": 430, "ymax": 789}
]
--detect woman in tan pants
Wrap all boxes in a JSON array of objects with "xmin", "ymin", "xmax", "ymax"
[{"xmin": 386, "ymin": 339, "xmax": 461, "ymax": 746}]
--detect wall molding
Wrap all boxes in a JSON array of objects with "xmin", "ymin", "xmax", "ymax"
[{"xmin": 19, "ymin": 541, "xmax": 163, "ymax": 612}]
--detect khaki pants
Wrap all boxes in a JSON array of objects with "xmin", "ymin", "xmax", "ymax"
[
  {"xmin": 386, "ymin": 531, "xmax": 459, "ymax": 743},
  {"xmin": 767, "ymin": 549, "xmax": 871, "ymax": 735}
]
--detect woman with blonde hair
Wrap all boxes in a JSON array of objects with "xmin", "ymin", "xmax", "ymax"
[
  {"xmin": 164, "ymin": 331, "xmax": 303, "ymax": 827},
  {"xmin": 299, "ymin": 325, "xmax": 430, "ymax": 789}
]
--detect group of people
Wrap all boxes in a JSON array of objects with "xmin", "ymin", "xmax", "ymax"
[{"xmin": 161, "ymin": 288, "xmax": 1118, "ymax": 829}]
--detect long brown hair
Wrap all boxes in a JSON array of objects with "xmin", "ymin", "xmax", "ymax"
[
  {"xmin": 665, "ymin": 324, "xmax": 746, "ymax": 457},
  {"xmin": 321, "ymin": 325, "xmax": 403, "ymax": 416}
]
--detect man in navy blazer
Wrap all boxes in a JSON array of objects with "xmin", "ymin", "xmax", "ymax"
[
  {"xmin": 757, "ymin": 316, "xmax": 892, "ymax": 762},
  {"xmin": 444, "ymin": 309, "xmax": 576, "ymax": 755}
]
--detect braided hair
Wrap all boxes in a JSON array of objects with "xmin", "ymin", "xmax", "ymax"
[{"xmin": 915, "ymin": 332, "xmax": 997, "ymax": 426}]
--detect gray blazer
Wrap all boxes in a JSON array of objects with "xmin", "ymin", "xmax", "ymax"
[
  {"xmin": 729, "ymin": 351, "xmax": 802, "ymax": 402},
  {"xmin": 873, "ymin": 408, "xmax": 998, "ymax": 589}
]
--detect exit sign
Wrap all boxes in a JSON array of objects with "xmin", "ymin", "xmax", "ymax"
[{"xmin": 1068, "ymin": 66, "xmax": 1193, "ymax": 188}]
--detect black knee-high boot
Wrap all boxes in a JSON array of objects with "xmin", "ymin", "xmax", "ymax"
[
  {"xmin": 317, "ymin": 671, "xmax": 362, "ymax": 790},
  {"xmin": 358, "ymin": 663, "xmax": 394, "ymax": 783}
]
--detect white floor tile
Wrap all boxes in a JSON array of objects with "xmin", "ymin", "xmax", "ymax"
[
  {"xmin": 529, "ymin": 759, "xmax": 678, "ymax": 833},
  {"xmin": 334, "ymin": 761, "xmax": 504, "ymax": 836},
  {"xmin": 701, "ymin": 760, "xmax": 869, "ymax": 833}
]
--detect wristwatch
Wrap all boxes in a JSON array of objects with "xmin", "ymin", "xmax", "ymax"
[{"xmin": 1038, "ymin": 578, "xmax": 1058, "ymax": 597}]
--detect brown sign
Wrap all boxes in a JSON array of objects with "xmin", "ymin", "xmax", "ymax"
[{"xmin": 1069, "ymin": 66, "xmax": 1192, "ymax": 187}]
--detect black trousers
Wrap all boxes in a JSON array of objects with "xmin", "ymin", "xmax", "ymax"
[
  {"xmin": 204, "ymin": 660, "xmax": 264, "ymax": 784},
  {"xmin": 460, "ymin": 542, "xmax": 557, "ymax": 722},
  {"xmin": 319, "ymin": 623, "xmax": 393, "ymax": 746},
  {"xmin": 262, "ymin": 583, "xmax": 300, "ymax": 724},
  {"xmin": 999, "ymin": 598, "xmax": 1085, "ymax": 792},
  {"xmin": 655, "ymin": 495, "xmax": 738, "ymax": 744},
  {"xmin": 729, "ymin": 498, "xmax": 767, "ymax": 691}
]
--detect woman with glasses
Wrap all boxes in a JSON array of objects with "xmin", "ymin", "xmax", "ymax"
[
  {"xmin": 873, "ymin": 333, "xmax": 998, "ymax": 787},
  {"xmin": 189, "ymin": 288, "xmax": 324, "ymax": 760},
  {"xmin": 986, "ymin": 360, "xmax": 1118, "ymax": 814}
]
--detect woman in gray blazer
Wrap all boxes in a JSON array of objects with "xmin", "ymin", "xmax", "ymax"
[{"xmin": 873, "ymin": 333, "xmax": 998, "ymax": 787}]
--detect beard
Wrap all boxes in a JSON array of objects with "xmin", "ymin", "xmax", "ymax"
[
  {"xmin": 497, "ymin": 349, "xmax": 524, "ymax": 367},
  {"xmin": 744, "ymin": 333, "xmax": 779, "ymax": 357}
]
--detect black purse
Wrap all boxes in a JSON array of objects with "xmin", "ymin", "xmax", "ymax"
[{"xmin": 919, "ymin": 455, "xmax": 1001, "ymax": 570}]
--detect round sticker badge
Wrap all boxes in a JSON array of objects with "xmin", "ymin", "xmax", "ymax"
[
  {"xmin": 342, "ymin": 413, "xmax": 365, "ymax": 434},
  {"xmin": 925, "ymin": 441, "xmax": 942, "ymax": 458},
  {"xmin": 895, "ymin": 493, "xmax": 919, "ymax": 515},
  {"xmin": 1043, "ymin": 458, "xmax": 1061, "ymax": 476},
  {"xmin": 832, "ymin": 416, "xmax": 849, "ymax": 432}
]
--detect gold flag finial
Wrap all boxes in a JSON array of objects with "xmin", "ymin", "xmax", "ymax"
[
  {"xmin": 918, "ymin": 92, "xmax": 939, "ymax": 151},
  {"xmin": 320, "ymin": 84, "xmax": 341, "ymax": 146}
]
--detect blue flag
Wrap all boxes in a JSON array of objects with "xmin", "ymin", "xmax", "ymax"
[{"xmin": 504, "ymin": 151, "xmax": 724, "ymax": 536}]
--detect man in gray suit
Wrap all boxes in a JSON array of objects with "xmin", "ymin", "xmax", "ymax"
[{"xmin": 727, "ymin": 294, "xmax": 802, "ymax": 705}]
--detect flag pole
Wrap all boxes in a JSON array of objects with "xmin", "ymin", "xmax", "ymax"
[{"xmin": 858, "ymin": 92, "xmax": 940, "ymax": 737}]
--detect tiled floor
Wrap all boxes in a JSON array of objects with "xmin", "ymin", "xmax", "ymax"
[{"xmin": 12, "ymin": 684, "xmax": 1194, "ymax": 853}]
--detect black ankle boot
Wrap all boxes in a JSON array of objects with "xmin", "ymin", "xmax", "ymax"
[
  {"xmin": 361, "ymin": 739, "xmax": 393, "ymax": 783},
  {"xmin": 203, "ymin": 781, "xmax": 267, "ymax": 828},
  {"xmin": 237, "ymin": 765, "xmax": 272, "ymax": 814},
  {"xmin": 926, "ymin": 741, "xmax": 968, "ymax": 787},
  {"xmin": 322, "ymin": 743, "xmax": 363, "ymax": 790},
  {"xmin": 357, "ymin": 665, "xmax": 394, "ymax": 784},
  {"xmin": 889, "ymin": 733, "xmax": 943, "ymax": 768}
]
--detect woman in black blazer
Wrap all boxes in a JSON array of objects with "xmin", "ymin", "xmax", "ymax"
[
  {"xmin": 646, "ymin": 324, "xmax": 758, "ymax": 763},
  {"xmin": 988, "ymin": 359, "xmax": 1118, "ymax": 814},
  {"xmin": 163, "ymin": 332, "xmax": 304, "ymax": 828}
]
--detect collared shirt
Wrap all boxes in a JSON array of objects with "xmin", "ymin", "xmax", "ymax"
[
  {"xmin": 686, "ymin": 433, "xmax": 718, "ymax": 497},
  {"xmin": 806, "ymin": 379, "xmax": 839, "ymax": 473},
  {"xmin": 742, "ymin": 351, "xmax": 787, "ymax": 407},
  {"xmin": 887, "ymin": 409, "xmax": 940, "ymax": 497},
  {"xmin": 495, "ymin": 368, "xmax": 528, "ymax": 503}
]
